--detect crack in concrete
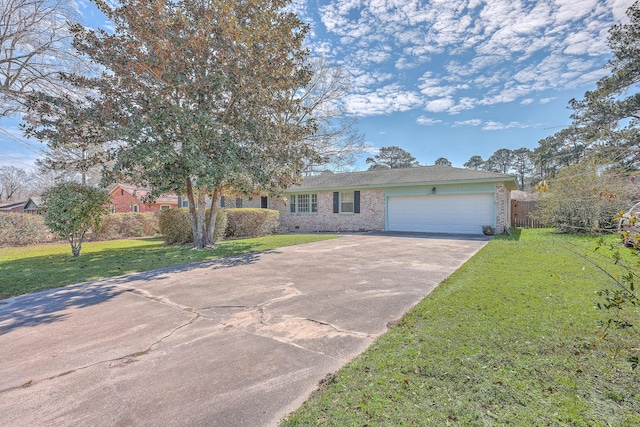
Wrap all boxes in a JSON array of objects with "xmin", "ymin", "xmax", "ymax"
[
  {"xmin": 300, "ymin": 317, "xmax": 377, "ymax": 339},
  {"xmin": 1, "ymin": 281, "xmax": 368, "ymax": 394},
  {"xmin": 0, "ymin": 306, "xmax": 200, "ymax": 395},
  {"xmin": 201, "ymin": 305, "xmax": 255, "ymax": 310}
]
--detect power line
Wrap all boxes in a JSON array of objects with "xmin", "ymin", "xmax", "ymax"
[
  {"xmin": 0, "ymin": 128, "xmax": 44, "ymax": 155},
  {"xmin": 0, "ymin": 155, "xmax": 37, "ymax": 168}
]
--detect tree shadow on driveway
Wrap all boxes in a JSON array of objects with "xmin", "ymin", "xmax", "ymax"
[
  {"xmin": 0, "ymin": 250, "xmax": 268, "ymax": 336},
  {"xmin": 0, "ymin": 284, "xmax": 125, "ymax": 335}
]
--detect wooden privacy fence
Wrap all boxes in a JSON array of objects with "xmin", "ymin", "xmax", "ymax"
[{"xmin": 511, "ymin": 200, "xmax": 544, "ymax": 228}]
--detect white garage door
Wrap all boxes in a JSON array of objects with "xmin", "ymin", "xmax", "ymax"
[{"xmin": 387, "ymin": 193, "xmax": 494, "ymax": 234}]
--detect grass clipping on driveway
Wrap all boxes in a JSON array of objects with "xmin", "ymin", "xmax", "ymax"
[
  {"xmin": 282, "ymin": 229, "xmax": 640, "ymax": 426},
  {"xmin": 0, "ymin": 234, "xmax": 336, "ymax": 299}
]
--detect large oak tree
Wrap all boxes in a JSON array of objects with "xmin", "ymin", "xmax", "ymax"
[{"xmin": 53, "ymin": 0, "xmax": 317, "ymax": 248}]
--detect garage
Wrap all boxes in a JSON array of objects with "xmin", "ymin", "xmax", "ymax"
[{"xmin": 387, "ymin": 193, "xmax": 495, "ymax": 234}]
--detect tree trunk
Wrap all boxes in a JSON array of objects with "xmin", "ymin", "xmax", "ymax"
[
  {"xmin": 192, "ymin": 185, "xmax": 208, "ymax": 249},
  {"xmin": 206, "ymin": 187, "xmax": 222, "ymax": 245},
  {"xmin": 69, "ymin": 234, "xmax": 81, "ymax": 257},
  {"xmin": 186, "ymin": 178, "xmax": 198, "ymax": 245}
]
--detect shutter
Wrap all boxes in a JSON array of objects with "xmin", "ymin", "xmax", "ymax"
[
  {"xmin": 333, "ymin": 192, "xmax": 339, "ymax": 213},
  {"xmin": 354, "ymin": 191, "xmax": 360, "ymax": 213},
  {"xmin": 220, "ymin": 196, "xmax": 225, "ymax": 207}
]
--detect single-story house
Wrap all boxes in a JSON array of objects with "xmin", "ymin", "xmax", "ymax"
[
  {"xmin": 176, "ymin": 194, "xmax": 269, "ymax": 209},
  {"xmin": 109, "ymin": 184, "xmax": 179, "ymax": 213},
  {"xmin": 0, "ymin": 200, "xmax": 28, "ymax": 213},
  {"xmin": 23, "ymin": 197, "xmax": 44, "ymax": 215},
  {"xmin": 271, "ymin": 166, "xmax": 518, "ymax": 235}
]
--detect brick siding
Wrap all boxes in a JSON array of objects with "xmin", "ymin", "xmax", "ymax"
[
  {"xmin": 110, "ymin": 189, "xmax": 176, "ymax": 213},
  {"xmin": 274, "ymin": 189, "xmax": 385, "ymax": 232},
  {"xmin": 495, "ymin": 183, "xmax": 511, "ymax": 232},
  {"xmin": 275, "ymin": 184, "xmax": 511, "ymax": 234}
]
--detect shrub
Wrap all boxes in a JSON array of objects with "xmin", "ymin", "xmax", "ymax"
[
  {"xmin": 159, "ymin": 208, "xmax": 228, "ymax": 245},
  {"xmin": 41, "ymin": 183, "xmax": 112, "ymax": 257},
  {"xmin": 224, "ymin": 208, "xmax": 279, "ymax": 239},
  {"xmin": 533, "ymin": 162, "xmax": 637, "ymax": 233},
  {"xmin": 92, "ymin": 212, "xmax": 159, "ymax": 240},
  {"xmin": 213, "ymin": 209, "xmax": 228, "ymax": 243},
  {"xmin": 159, "ymin": 208, "xmax": 192, "ymax": 244},
  {"xmin": 0, "ymin": 213, "xmax": 52, "ymax": 246}
]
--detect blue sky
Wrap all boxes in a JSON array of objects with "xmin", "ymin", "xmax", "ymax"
[{"xmin": 0, "ymin": 0, "xmax": 634, "ymax": 170}]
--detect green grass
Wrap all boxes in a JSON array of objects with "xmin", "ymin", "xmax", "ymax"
[
  {"xmin": 0, "ymin": 234, "xmax": 337, "ymax": 299},
  {"xmin": 281, "ymin": 229, "xmax": 640, "ymax": 426}
]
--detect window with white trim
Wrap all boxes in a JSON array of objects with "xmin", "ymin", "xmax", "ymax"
[
  {"xmin": 289, "ymin": 194, "xmax": 318, "ymax": 213},
  {"xmin": 340, "ymin": 192, "xmax": 354, "ymax": 213}
]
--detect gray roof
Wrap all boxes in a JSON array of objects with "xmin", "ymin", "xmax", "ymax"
[
  {"xmin": 289, "ymin": 166, "xmax": 518, "ymax": 192},
  {"xmin": 25, "ymin": 196, "xmax": 43, "ymax": 207}
]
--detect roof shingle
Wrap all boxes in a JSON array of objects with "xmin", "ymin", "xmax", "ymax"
[{"xmin": 289, "ymin": 166, "xmax": 518, "ymax": 191}]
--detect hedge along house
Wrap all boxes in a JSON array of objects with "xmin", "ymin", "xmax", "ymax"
[{"xmin": 272, "ymin": 166, "xmax": 518, "ymax": 235}]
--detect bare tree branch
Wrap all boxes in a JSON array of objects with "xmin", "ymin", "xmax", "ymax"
[{"xmin": 0, "ymin": 0, "xmax": 89, "ymax": 117}]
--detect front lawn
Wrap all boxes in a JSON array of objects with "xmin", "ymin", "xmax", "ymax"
[
  {"xmin": 281, "ymin": 229, "xmax": 640, "ymax": 426},
  {"xmin": 0, "ymin": 234, "xmax": 337, "ymax": 299}
]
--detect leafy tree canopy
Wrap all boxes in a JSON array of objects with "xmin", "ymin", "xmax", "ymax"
[
  {"xmin": 483, "ymin": 148, "xmax": 514, "ymax": 174},
  {"xmin": 463, "ymin": 155, "xmax": 484, "ymax": 170},
  {"xmin": 511, "ymin": 147, "xmax": 534, "ymax": 190},
  {"xmin": 23, "ymin": 93, "xmax": 113, "ymax": 186},
  {"xmin": 41, "ymin": 182, "xmax": 111, "ymax": 257},
  {"xmin": 434, "ymin": 157, "xmax": 452, "ymax": 166},
  {"xmin": 38, "ymin": 0, "xmax": 319, "ymax": 249},
  {"xmin": 366, "ymin": 146, "xmax": 420, "ymax": 170}
]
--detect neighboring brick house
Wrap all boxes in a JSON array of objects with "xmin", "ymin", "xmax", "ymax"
[
  {"xmin": 109, "ymin": 184, "xmax": 179, "ymax": 213},
  {"xmin": 0, "ymin": 200, "xmax": 27, "ymax": 213},
  {"xmin": 23, "ymin": 197, "xmax": 44, "ymax": 215},
  {"xmin": 272, "ymin": 166, "xmax": 518, "ymax": 235}
]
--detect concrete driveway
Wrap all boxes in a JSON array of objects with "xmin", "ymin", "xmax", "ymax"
[{"xmin": 0, "ymin": 234, "xmax": 488, "ymax": 426}]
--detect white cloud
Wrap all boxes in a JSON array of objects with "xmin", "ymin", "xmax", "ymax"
[
  {"xmin": 425, "ymin": 98, "xmax": 455, "ymax": 113},
  {"xmin": 416, "ymin": 117, "xmax": 443, "ymax": 126},
  {"xmin": 610, "ymin": 0, "xmax": 633, "ymax": 21},
  {"xmin": 395, "ymin": 57, "xmax": 418, "ymax": 70},
  {"xmin": 448, "ymin": 97, "xmax": 478, "ymax": 114},
  {"xmin": 454, "ymin": 119, "xmax": 483, "ymax": 127},
  {"xmin": 362, "ymin": 144, "xmax": 380, "ymax": 155},
  {"xmin": 313, "ymin": 0, "xmax": 635, "ymax": 117},
  {"xmin": 481, "ymin": 121, "xmax": 530, "ymax": 131},
  {"xmin": 344, "ymin": 84, "xmax": 423, "ymax": 116}
]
